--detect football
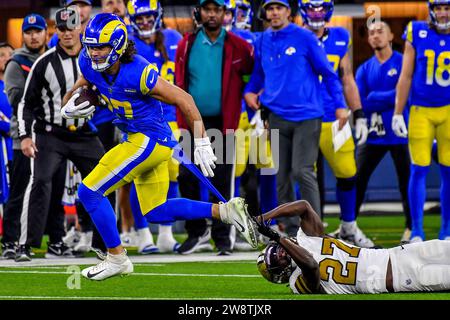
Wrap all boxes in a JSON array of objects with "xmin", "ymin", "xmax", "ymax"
[{"xmin": 74, "ymin": 86, "xmax": 100, "ymax": 107}]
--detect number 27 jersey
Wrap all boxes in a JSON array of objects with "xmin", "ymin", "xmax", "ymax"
[
  {"xmin": 404, "ymin": 21, "xmax": 450, "ymax": 107},
  {"xmin": 289, "ymin": 228, "xmax": 390, "ymax": 294}
]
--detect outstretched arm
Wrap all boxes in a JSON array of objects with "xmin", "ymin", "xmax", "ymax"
[{"xmin": 258, "ymin": 200, "xmax": 324, "ymax": 237}]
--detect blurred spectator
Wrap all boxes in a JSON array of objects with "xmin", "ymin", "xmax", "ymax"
[
  {"xmin": 16, "ymin": 8, "xmax": 104, "ymax": 261},
  {"xmin": 175, "ymin": 0, "xmax": 253, "ymax": 255},
  {"xmin": 355, "ymin": 21, "xmax": 411, "ymax": 243},
  {"xmin": 244, "ymin": 0, "xmax": 347, "ymax": 236},
  {"xmin": 49, "ymin": 0, "xmax": 93, "ymax": 48}
]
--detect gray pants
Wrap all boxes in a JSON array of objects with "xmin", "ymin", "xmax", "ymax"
[{"xmin": 269, "ymin": 113, "xmax": 322, "ymax": 235}]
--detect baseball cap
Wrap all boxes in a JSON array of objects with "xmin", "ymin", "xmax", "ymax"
[
  {"xmin": 262, "ymin": 0, "xmax": 290, "ymax": 8},
  {"xmin": 200, "ymin": 0, "xmax": 225, "ymax": 6},
  {"xmin": 55, "ymin": 7, "xmax": 80, "ymax": 30},
  {"xmin": 22, "ymin": 14, "xmax": 47, "ymax": 32},
  {"xmin": 67, "ymin": 0, "xmax": 92, "ymax": 5}
]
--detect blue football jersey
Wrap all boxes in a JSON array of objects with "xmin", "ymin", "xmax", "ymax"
[
  {"xmin": 403, "ymin": 21, "xmax": 450, "ymax": 107},
  {"xmin": 131, "ymin": 28, "xmax": 182, "ymax": 122},
  {"xmin": 79, "ymin": 49, "xmax": 174, "ymax": 146},
  {"xmin": 320, "ymin": 27, "xmax": 351, "ymax": 122}
]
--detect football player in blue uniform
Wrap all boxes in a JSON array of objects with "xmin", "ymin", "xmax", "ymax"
[
  {"xmin": 61, "ymin": 13, "xmax": 257, "ymax": 280},
  {"xmin": 126, "ymin": 0, "xmax": 183, "ymax": 254},
  {"xmin": 235, "ymin": 0, "xmax": 252, "ymax": 30},
  {"xmin": 299, "ymin": 0, "xmax": 373, "ymax": 247},
  {"xmin": 393, "ymin": 0, "xmax": 450, "ymax": 242}
]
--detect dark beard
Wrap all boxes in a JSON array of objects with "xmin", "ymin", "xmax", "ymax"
[
  {"xmin": 203, "ymin": 22, "xmax": 221, "ymax": 32},
  {"xmin": 28, "ymin": 46, "xmax": 44, "ymax": 54}
]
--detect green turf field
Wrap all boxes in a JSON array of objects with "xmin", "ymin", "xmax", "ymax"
[{"xmin": 1, "ymin": 214, "xmax": 449, "ymax": 300}]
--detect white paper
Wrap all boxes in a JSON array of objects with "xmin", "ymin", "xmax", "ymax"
[{"xmin": 332, "ymin": 120, "xmax": 352, "ymax": 152}]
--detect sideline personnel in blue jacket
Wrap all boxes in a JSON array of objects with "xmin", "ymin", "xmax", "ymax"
[{"xmin": 244, "ymin": 0, "xmax": 347, "ymax": 224}]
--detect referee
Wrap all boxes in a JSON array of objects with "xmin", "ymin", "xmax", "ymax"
[{"xmin": 16, "ymin": 7, "xmax": 104, "ymax": 261}]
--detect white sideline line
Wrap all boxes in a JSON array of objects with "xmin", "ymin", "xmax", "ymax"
[
  {"xmin": 0, "ymin": 295, "xmax": 279, "ymax": 300},
  {"xmin": 0, "ymin": 270, "xmax": 260, "ymax": 278},
  {"xmin": 0, "ymin": 252, "xmax": 258, "ymax": 268}
]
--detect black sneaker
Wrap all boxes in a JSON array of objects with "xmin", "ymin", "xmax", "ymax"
[
  {"xmin": 177, "ymin": 228, "xmax": 211, "ymax": 255},
  {"xmin": 15, "ymin": 245, "xmax": 32, "ymax": 262},
  {"xmin": 45, "ymin": 242, "xmax": 75, "ymax": 259},
  {"xmin": 217, "ymin": 250, "xmax": 232, "ymax": 256},
  {"xmin": 1, "ymin": 242, "xmax": 17, "ymax": 260}
]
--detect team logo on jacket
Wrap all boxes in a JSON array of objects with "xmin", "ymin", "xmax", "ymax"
[
  {"xmin": 285, "ymin": 47, "xmax": 296, "ymax": 56},
  {"xmin": 387, "ymin": 68, "xmax": 398, "ymax": 77},
  {"xmin": 419, "ymin": 30, "xmax": 427, "ymax": 38}
]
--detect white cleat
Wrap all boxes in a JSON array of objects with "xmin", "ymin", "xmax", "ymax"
[
  {"xmin": 63, "ymin": 226, "xmax": 81, "ymax": 248},
  {"xmin": 340, "ymin": 222, "xmax": 375, "ymax": 248},
  {"xmin": 157, "ymin": 234, "xmax": 181, "ymax": 253},
  {"xmin": 74, "ymin": 231, "xmax": 93, "ymax": 253},
  {"xmin": 81, "ymin": 250, "xmax": 133, "ymax": 281},
  {"xmin": 219, "ymin": 197, "xmax": 258, "ymax": 248},
  {"xmin": 136, "ymin": 228, "xmax": 159, "ymax": 254},
  {"xmin": 409, "ymin": 236, "xmax": 424, "ymax": 243},
  {"xmin": 120, "ymin": 229, "xmax": 138, "ymax": 247}
]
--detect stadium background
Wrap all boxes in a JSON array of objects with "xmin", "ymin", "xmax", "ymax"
[{"xmin": 1, "ymin": 0, "xmax": 440, "ymax": 206}]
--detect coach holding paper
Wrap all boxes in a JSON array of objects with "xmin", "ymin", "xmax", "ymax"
[{"xmin": 244, "ymin": 0, "xmax": 347, "ymax": 229}]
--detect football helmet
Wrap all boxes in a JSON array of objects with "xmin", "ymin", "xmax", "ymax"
[
  {"xmin": 299, "ymin": 0, "xmax": 334, "ymax": 30},
  {"xmin": 82, "ymin": 13, "xmax": 128, "ymax": 72},
  {"xmin": 128, "ymin": 0, "xmax": 163, "ymax": 38},
  {"xmin": 235, "ymin": 0, "xmax": 253, "ymax": 29},
  {"xmin": 257, "ymin": 242, "xmax": 295, "ymax": 284},
  {"xmin": 428, "ymin": 0, "xmax": 450, "ymax": 30},
  {"xmin": 224, "ymin": 0, "xmax": 237, "ymax": 28}
]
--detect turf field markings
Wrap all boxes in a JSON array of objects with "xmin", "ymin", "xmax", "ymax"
[{"xmin": 0, "ymin": 270, "xmax": 260, "ymax": 278}]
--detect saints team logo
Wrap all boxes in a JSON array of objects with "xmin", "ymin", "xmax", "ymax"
[{"xmin": 285, "ymin": 47, "xmax": 296, "ymax": 56}]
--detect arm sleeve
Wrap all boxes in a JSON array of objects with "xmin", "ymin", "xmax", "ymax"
[
  {"xmin": 17, "ymin": 61, "xmax": 45, "ymax": 139},
  {"xmin": 4, "ymin": 61, "xmax": 26, "ymax": 112},
  {"xmin": 367, "ymin": 89, "xmax": 396, "ymax": 105},
  {"xmin": 307, "ymin": 32, "xmax": 347, "ymax": 109},
  {"xmin": 244, "ymin": 35, "xmax": 264, "ymax": 94}
]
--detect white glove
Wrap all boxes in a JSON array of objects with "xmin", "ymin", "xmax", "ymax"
[
  {"xmin": 61, "ymin": 93, "xmax": 95, "ymax": 119},
  {"xmin": 355, "ymin": 117, "xmax": 368, "ymax": 146},
  {"xmin": 392, "ymin": 114, "xmax": 408, "ymax": 138},
  {"xmin": 250, "ymin": 110, "xmax": 265, "ymax": 137},
  {"xmin": 194, "ymin": 137, "xmax": 217, "ymax": 177}
]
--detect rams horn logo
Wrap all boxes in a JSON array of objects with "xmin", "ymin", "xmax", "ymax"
[{"xmin": 285, "ymin": 47, "xmax": 296, "ymax": 55}]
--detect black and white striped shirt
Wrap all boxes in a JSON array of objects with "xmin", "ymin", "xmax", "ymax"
[{"xmin": 18, "ymin": 45, "xmax": 88, "ymax": 138}]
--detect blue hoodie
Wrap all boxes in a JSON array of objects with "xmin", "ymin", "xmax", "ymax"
[{"xmin": 245, "ymin": 23, "xmax": 346, "ymax": 122}]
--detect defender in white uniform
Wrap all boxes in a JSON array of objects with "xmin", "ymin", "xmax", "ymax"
[{"xmin": 256, "ymin": 201, "xmax": 450, "ymax": 294}]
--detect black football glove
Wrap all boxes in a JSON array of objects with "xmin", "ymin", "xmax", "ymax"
[{"xmin": 253, "ymin": 216, "xmax": 281, "ymax": 243}]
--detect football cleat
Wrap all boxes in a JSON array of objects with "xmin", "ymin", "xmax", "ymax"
[
  {"xmin": 177, "ymin": 228, "xmax": 212, "ymax": 255},
  {"xmin": 219, "ymin": 197, "xmax": 258, "ymax": 248},
  {"xmin": 156, "ymin": 233, "xmax": 181, "ymax": 253},
  {"xmin": 1, "ymin": 242, "xmax": 17, "ymax": 260},
  {"xmin": 45, "ymin": 242, "xmax": 75, "ymax": 259},
  {"xmin": 15, "ymin": 245, "xmax": 32, "ymax": 262},
  {"xmin": 63, "ymin": 226, "xmax": 81, "ymax": 248},
  {"xmin": 74, "ymin": 231, "xmax": 93, "ymax": 253},
  {"xmin": 340, "ymin": 222, "xmax": 375, "ymax": 248},
  {"xmin": 81, "ymin": 250, "xmax": 133, "ymax": 281}
]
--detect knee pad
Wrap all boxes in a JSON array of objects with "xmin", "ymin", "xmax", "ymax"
[
  {"xmin": 336, "ymin": 177, "xmax": 356, "ymax": 191},
  {"xmin": 78, "ymin": 183, "xmax": 103, "ymax": 213}
]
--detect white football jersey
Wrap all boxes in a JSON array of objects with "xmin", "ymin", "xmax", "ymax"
[{"xmin": 289, "ymin": 227, "xmax": 390, "ymax": 294}]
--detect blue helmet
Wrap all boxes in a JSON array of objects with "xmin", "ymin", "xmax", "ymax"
[
  {"xmin": 235, "ymin": 0, "xmax": 253, "ymax": 29},
  {"xmin": 299, "ymin": 0, "xmax": 334, "ymax": 30},
  {"xmin": 127, "ymin": 0, "xmax": 163, "ymax": 38},
  {"xmin": 82, "ymin": 13, "xmax": 128, "ymax": 72},
  {"xmin": 428, "ymin": 0, "xmax": 450, "ymax": 30},
  {"xmin": 224, "ymin": 0, "xmax": 237, "ymax": 27}
]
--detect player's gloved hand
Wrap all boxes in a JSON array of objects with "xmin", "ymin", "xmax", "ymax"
[
  {"xmin": 354, "ymin": 109, "xmax": 368, "ymax": 146},
  {"xmin": 250, "ymin": 110, "xmax": 265, "ymax": 137},
  {"xmin": 194, "ymin": 137, "xmax": 217, "ymax": 178},
  {"xmin": 392, "ymin": 114, "xmax": 408, "ymax": 138},
  {"xmin": 61, "ymin": 93, "xmax": 95, "ymax": 119},
  {"xmin": 253, "ymin": 216, "xmax": 281, "ymax": 243}
]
